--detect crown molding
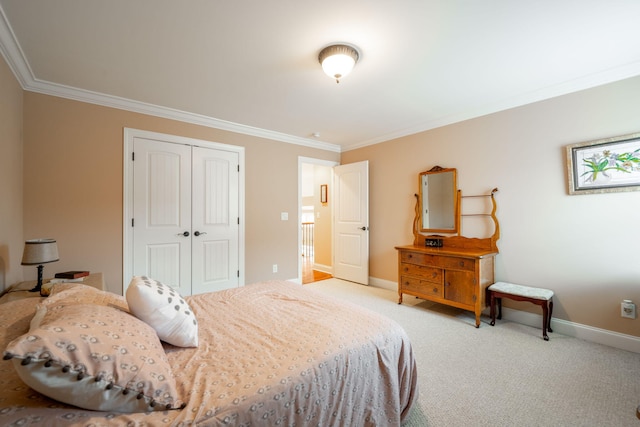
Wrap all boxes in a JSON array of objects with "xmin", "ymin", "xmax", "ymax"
[
  {"xmin": 27, "ymin": 78, "xmax": 343, "ymax": 153},
  {"xmin": 343, "ymin": 60, "xmax": 640, "ymax": 152},
  {"xmin": 0, "ymin": 7, "xmax": 341, "ymax": 154},
  {"xmin": 0, "ymin": 6, "xmax": 33, "ymax": 88},
  {"xmin": 5, "ymin": 2, "xmax": 640, "ymax": 155}
]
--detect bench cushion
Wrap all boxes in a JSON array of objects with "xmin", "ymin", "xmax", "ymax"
[{"xmin": 488, "ymin": 282, "xmax": 553, "ymax": 301}]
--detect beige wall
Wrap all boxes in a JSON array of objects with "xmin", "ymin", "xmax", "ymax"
[
  {"xmin": 4, "ymin": 49, "xmax": 639, "ymax": 337},
  {"xmin": 21, "ymin": 92, "xmax": 339, "ymax": 293},
  {"xmin": 0, "ymin": 54, "xmax": 24, "ymax": 292},
  {"xmin": 342, "ymin": 75, "xmax": 640, "ymax": 337}
]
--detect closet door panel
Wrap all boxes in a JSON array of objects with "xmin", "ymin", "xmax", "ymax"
[
  {"xmin": 131, "ymin": 138, "xmax": 192, "ymax": 296},
  {"xmin": 191, "ymin": 146, "xmax": 239, "ymax": 294}
]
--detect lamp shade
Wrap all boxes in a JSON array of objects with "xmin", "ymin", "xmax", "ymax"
[
  {"xmin": 318, "ymin": 44, "xmax": 359, "ymax": 83},
  {"xmin": 21, "ymin": 239, "xmax": 59, "ymax": 265}
]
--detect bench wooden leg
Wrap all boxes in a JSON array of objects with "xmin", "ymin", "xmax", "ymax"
[
  {"xmin": 540, "ymin": 298, "xmax": 554, "ymax": 341},
  {"xmin": 489, "ymin": 292, "xmax": 502, "ymax": 326},
  {"xmin": 490, "ymin": 294, "xmax": 503, "ymax": 326},
  {"xmin": 542, "ymin": 302, "xmax": 550, "ymax": 341},
  {"xmin": 490, "ymin": 292, "xmax": 496, "ymax": 326},
  {"xmin": 548, "ymin": 299, "xmax": 553, "ymax": 333}
]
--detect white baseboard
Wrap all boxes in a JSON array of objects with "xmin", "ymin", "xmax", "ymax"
[
  {"xmin": 495, "ymin": 306, "xmax": 640, "ymax": 353},
  {"xmin": 369, "ymin": 277, "xmax": 396, "ymax": 290},
  {"xmin": 368, "ymin": 276, "xmax": 640, "ymax": 354},
  {"xmin": 312, "ymin": 263, "xmax": 332, "ymax": 274}
]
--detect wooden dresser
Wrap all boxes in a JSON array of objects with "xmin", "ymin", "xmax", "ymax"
[
  {"xmin": 400, "ymin": 166, "xmax": 500, "ymax": 328},
  {"xmin": 395, "ymin": 245, "xmax": 496, "ymax": 327}
]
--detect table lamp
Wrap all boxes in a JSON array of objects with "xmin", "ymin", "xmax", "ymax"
[{"xmin": 21, "ymin": 239, "xmax": 59, "ymax": 293}]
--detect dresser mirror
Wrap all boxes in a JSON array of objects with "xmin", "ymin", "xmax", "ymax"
[{"xmin": 419, "ymin": 166, "xmax": 459, "ymax": 233}]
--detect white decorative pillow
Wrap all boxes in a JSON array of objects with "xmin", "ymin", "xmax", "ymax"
[
  {"xmin": 126, "ymin": 276, "xmax": 198, "ymax": 347},
  {"xmin": 4, "ymin": 303, "xmax": 183, "ymax": 413}
]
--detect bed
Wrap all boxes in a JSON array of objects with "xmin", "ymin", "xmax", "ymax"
[{"xmin": 0, "ymin": 279, "xmax": 417, "ymax": 426}]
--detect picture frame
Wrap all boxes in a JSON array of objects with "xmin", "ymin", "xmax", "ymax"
[
  {"xmin": 566, "ymin": 132, "xmax": 640, "ymax": 195},
  {"xmin": 320, "ymin": 184, "xmax": 328, "ymax": 203}
]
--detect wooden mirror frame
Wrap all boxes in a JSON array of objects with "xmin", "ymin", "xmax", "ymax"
[
  {"xmin": 418, "ymin": 166, "xmax": 459, "ymax": 234},
  {"xmin": 412, "ymin": 166, "xmax": 500, "ymax": 253}
]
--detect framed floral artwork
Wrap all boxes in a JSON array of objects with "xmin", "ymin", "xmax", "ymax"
[{"xmin": 566, "ymin": 132, "xmax": 640, "ymax": 195}]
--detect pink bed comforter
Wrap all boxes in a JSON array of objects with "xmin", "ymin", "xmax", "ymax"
[{"xmin": 0, "ymin": 280, "xmax": 417, "ymax": 426}]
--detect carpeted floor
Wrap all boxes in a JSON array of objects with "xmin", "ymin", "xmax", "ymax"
[{"xmin": 306, "ymin": 278, "xmax": 640, "ymax": 427}]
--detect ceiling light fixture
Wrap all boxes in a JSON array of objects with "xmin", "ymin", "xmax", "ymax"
[{"xmin": 318, "ymin": 44, "xmax": 359, "ymax": 83}]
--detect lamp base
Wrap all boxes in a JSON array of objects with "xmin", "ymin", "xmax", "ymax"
[{"xmin": 29, "ymin": 264, "xmax": 45, "ymax": 293}]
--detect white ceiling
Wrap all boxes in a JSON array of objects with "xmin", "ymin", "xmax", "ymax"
[{"xmin": 2, "ymin": 1, "xmax": 640, "ymax": 152}]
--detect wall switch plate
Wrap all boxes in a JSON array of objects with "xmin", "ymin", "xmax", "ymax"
[
  {"xmin": 272, "ymin": 264, "xmax": 278, "ymax": 273},
  {"xmin": 280, "ymin": 212, "xmax": 288, "ymax": 221}
]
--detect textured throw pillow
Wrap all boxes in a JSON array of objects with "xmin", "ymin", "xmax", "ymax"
[
  {"xmin": 4, "ymin": 303, "xmax": 183, "ymax": 413},
  {"xmin": 126, "ymin": 276, "xmax": 198, "ymax": 347}
]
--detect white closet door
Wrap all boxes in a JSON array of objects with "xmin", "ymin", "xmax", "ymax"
[
  {"xmin": 191, "ymin": 146, "xmax": 239, "ymax": 294},
  {"xmin": 131, "ymin": 138, "xmax": 192, "ymax": 295}
]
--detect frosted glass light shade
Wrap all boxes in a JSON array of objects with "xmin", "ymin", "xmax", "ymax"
[{"xmin": 318, "ymin": 44, "xmax": 359, "ymax": 82}]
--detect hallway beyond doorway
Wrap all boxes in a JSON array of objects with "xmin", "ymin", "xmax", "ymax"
[{"xmin": 302, "ymin": 253, "xmax": 332, "ymax": 284}]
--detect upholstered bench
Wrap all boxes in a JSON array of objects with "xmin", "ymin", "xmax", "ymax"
[{"xmin": 488, "ymin": 281, "xmax": 554, "ymax": 341}]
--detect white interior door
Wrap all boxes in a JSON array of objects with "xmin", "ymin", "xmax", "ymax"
[
  {"xmin": 191, "ymin": 147, "xmax": 239, "ymax": 294},
  {"xmin": 131, "ymin": 138, "xmax": 192, "ymax": 295},
  {"xmin": 333, "ymin": 161, "xmax": 369, "ymax": 285}
]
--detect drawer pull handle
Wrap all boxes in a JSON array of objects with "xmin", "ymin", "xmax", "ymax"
[
  {"xmin": 433, "ymin": 287, "xmax": 438, "ymax": 293},
  {"xmin": 459, "ymin": 261, "xmax": 465, "ymax": 267},
  {"xmin": 408, "ymin": 254, "xmax": 413, "ymax": 259},
  {"xmin": 432, "ymin": 272, "xmax": 437, "ymax": 278}
]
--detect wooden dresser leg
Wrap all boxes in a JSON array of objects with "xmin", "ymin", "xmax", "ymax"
[
  {"xmin": 548, "ymin": 299, "xmax": 554, "ymax": 333},
  {"xmin": 398, "ymin": 292, "xmax": 403, "ymax": 304}
]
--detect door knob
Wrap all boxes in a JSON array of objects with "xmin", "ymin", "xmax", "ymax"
[
  {"xmin": 358, "ymin": 226, "xmax": 368, "ymax": 231},
  {"xmin": 178, "ymin": 231, "xmax": 190, "ymax": 237},
  {"xmin": 194, "ymin": 231, "xmax": 207, "ymax": 236}
]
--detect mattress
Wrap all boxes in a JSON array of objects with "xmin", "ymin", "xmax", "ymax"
[{"xmin": 0, "ymin": 280, "xmax": 417, "ymax": 426}]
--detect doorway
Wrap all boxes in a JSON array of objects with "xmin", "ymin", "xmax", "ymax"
[{"xmin": 299, "ymin": 158, "xmax": 337, "ymax": 284}]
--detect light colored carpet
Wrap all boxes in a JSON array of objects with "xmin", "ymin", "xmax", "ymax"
[{"xmin": 306, "ymin": 278, "xmax": 640, "ymax": 427}]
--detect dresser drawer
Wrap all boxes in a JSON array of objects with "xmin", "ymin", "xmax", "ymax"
[
  {"xmin": 400, "ymin": 276, "xmax": 443, "ymax": 298},
  {"xmin": 401, "ymin": 251, "xmax": 475, "ymax": 272},
  {"xmin": 438, "ymin": 256, "xmax": 475, "ymax": 272},
  {"xmin": 400, "ymin": 263, "xmax": 442, "ymax": 283}
]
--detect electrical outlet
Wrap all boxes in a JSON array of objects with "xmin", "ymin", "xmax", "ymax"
[
  {"xmin": 621, "ymin": 300, "xmax": 636, "ymax": 319},
  {"xmin": 272, "ymin": 264, "xmax": 278, "ymax": 273}
]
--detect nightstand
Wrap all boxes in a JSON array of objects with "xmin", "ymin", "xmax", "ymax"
[{"xmin": 0, "ymin": 273, "xmax": 105, "ymax": 304}]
